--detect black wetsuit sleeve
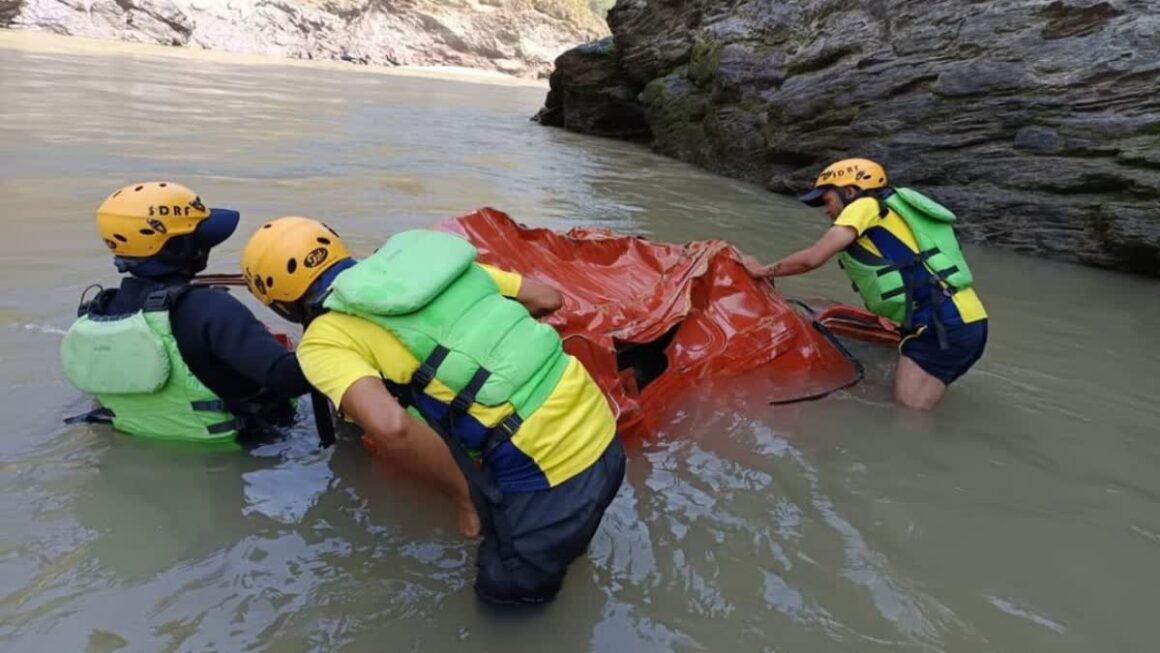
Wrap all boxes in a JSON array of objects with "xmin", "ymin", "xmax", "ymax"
[{"xmin": 173, "ymin": 289, "xmax": 312, "ymax": 399}]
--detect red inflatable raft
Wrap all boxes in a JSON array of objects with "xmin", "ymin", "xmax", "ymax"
[
  {"xmin": 199, "ymin": 208, "xmax": 899, "ymax": 440},
  {"xmin": 438, "ymin": 208, "xmax": 899, "ymax": 439}
]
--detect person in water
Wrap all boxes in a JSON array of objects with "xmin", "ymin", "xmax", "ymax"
[
  {"xmin": 238, "ymin": 217, "xmax": 625, "ymax": 605},
  {"xmin": 60, "ymin": 182, "xmax": 313, "ymax": 443},
  {"xmin": 751, "ymin": 158, "xmax": 988, "ymax": 410}
]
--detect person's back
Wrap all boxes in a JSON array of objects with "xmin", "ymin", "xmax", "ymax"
[
  {"xmin": 834, "ymin": 194, "xmax": 988, "ymax": 330},
  {"xmin": 237, "ymin": 217, "xmax": 626, "ymax": 604},
  {"xmin": 60, "ymin": 182, "xmax": 312, "ymax": 444},
  {"xmin": 752, "ymin": 159, "xmax": 988, "ymax": 409}
]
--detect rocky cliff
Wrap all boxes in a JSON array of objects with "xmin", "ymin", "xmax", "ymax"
[
  {"xmin": 0, "ymin": 0, "xmax": 609, "ymax": 78},
  {"xmin": 537, "ymin": 0, "xmax": 1160, "ymax": 275}
]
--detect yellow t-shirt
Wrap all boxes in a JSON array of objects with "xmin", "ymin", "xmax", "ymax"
[
  {"xmin": 298, "ymin": 262, "xmax": 616, "ymax": 491},
  {"xmin": 835, "ymin": 198, "xmax": 987, "ymax": 324}
]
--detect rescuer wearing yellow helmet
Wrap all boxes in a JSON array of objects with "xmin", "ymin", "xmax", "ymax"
[
  {"xmin": 238, "ymin": 216, "xmax": 625, "ymax": 605},
  {"xmin": 752, "ymin": 159, "xmax": 988, "ymax": 410},
  {"xmin": 59, "ymin": 182, "xmax": 313, "ymax": 443}
]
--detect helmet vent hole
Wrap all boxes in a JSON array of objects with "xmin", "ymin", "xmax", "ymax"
[
  {"xmin": 139, "ymin": 228, "xmax": 155, "ymax": 236},
  {"xmin": 113, "ymin": 234, "xmax": 128, "ymax": 242},
  {"xmin": 134, "ymin": 185, "xmax": 144, "ymax": 192},
  {"xmin": 262, "ymin": 223, "xmax": 272, "ymax": 229},
  {"xmin": 317, "ymin": 237, "xmax": 331, "ymax": 245},
  {"xmin": 159, "ymin": 182, "xmax": 168, "ymax": 187},
  {"xmin": 266, "ymin": 276, "xmax": 275, "ymax": 289},
  {"xmin": 287, "ymin": 259, "xmax": 298, "ymax": 274},
  {"xmin": 112, "ymin": 190, "xmax": 122, "ymax": 198},
  {"xmin": 323, "ymin": 223, "xmax": 339, "ymax": 237}
]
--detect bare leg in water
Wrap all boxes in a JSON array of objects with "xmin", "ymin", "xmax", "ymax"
[{"xmin": 893, "ymin": 355, "xmax": 946, "ymax": 410}]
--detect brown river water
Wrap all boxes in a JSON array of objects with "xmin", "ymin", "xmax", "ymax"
[{"xmin": 2, "ymin": 31, "xmax": 1159, "ymax": 653}]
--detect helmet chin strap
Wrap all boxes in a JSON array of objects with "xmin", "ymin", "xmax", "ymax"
[
  {"xmin": 115, "ymin": 235, "xmax": 212, "ymax": 279},
  {"xmin": 274, "ymin": 258, "xmax": 356, "ymax": 326}
]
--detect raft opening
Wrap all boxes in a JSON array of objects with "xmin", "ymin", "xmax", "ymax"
[{"xmin": 614, "ymin": 325, "xmax": 678, "ymax": 392}]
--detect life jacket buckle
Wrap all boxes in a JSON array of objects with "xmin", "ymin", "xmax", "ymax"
[{"xmin": 411, "ymin": 364, "xmax": 437, "ymax": 390}]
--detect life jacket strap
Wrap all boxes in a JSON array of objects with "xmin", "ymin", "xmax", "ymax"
[
  {"xmin": 206, "ymin": 418, "xmax": 243, "ymax": 435},
  {"xmin": 412, "ymin": 345, "xmax": 451, "ymax": 390},
  {"xmin": 190, "ymin": 399, "xmax": 229, "ymax": 412},
  {"xmin": 311, "ymin": 390, "xmax": 336, "ymax": 448},
  {"xmin": 190, "ymin": 400, "xmax": 244, "ymax": 435},
  {"xmin": 483, "ymin": 413, "xmax": 524, "ymax": 458},
  {"xmin": 63, "ymin": 407, "xmax": 114, "ymax": 425},
  {"xmin": 389, "ymin": 351, "xmax": 523, "ymax": 562},
  {"xmin": 451, "ymin": 367, "xmax": 491, "ymax": 415},
  {"xmin": 141, "ymin": 285, "xmax": 191, "ymax": 313}
]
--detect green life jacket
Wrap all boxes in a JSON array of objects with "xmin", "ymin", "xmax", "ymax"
[
  {"xmin": 322, "ymin": 229, "xmax": 569, "ymax": 464},
  {"xmin": 836, "ymin": 188, "xmax": 974, "ymax": 333},
  {"xmin": 60, "ymin": 287, "xmax": 242, "ymax": 444}
]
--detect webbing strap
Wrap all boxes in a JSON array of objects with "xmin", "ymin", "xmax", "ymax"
[
  {"xmin": 383, "ymin": 376, "xmax": 411, "ymax": 406},
  {"xmin": 412, "ymin": 345, "xmax": 450, "ymax": 390},
  {"xmin": 63, "ymin": 407, "xmax": 114, "ymax": 425},
  {"xmin": 438, "ymin": 366, "xmax": 494, "ymax": 483},
  {"xmin": 927, "ymin": 281, "xmax": 952, "ymax": 351},
  {"xmin": 142, "ymin": 285, "xmax": 190, "ymax": 313},
  {"xmin": 936, "ymin": 266, "xmax": 960, "ymax": 284},
  {"xmin": 415, "ymin": 382, "xmax": 504, "ymax": 505},
  {"xmin": 311, "ymin": 389, "xmax": 337, "ymax": 448},
  {"xmin": 844, "ymin": 242, "xmax": 892, "ymax": 268},
  {"xmin": 190, "ymin": 399, "xmax": 229, "ymax": 412},
  {"xmin": 451, "ymin": 367, "xmax": 491, "ymax": 414},
  {"xmin": 483, "ymin": 414, "xmax": 523, "ymax": 458},
  {"xmin": 206, "ymin": 418, "xmax": 241, "ymax": 435},
  {"xmin": 399, "ymin": 350, "xmax": 519, "ymax": 559}
]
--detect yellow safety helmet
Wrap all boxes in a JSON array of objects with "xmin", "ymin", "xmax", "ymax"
[
  {"xmin": 799, "ymin": 158, "xmax": 889, "ymax": 206},
  {"xmin": 97, "ymin": 181, "xmax": 239, "ymax": 257},
  {"xmin": 241, "ymin": 216, "xmax": 351, "ymax": 307}
]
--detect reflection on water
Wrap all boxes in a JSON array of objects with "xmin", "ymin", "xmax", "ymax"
[{"xmin": 2, "ymin": 32, "xmax": 1160, "ymax": 653}]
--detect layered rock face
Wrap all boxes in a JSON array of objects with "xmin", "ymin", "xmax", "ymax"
[
  {"xmin": 0, "ymin": 0, "xmax": 609, "ymax": 78},
  {"xmin": 538, "ymin": 0, "xmax": 1160, "ymax": 275}
]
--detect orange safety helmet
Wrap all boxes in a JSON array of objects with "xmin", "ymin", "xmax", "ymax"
[
  {"xmin": 96, "ymin": 182, "xmax": 238, "ymax": 257},
  {"xmin": 240, "ymin": 216, "xmax": 351, "ymax": 308},
  {"xmin": 799, "ymin": 158, "xmax": 889, "ymax": 206}
]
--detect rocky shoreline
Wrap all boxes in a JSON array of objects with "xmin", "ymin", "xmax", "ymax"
[
  {"xmin": 0, "ymin": 0, "xmax": 609, "ymax": 79},
  {"xmin": 536, "ymin": 0, "xmax": 1160, "ymax": 276}
]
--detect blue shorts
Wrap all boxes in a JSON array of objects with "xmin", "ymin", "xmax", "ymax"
[{"xmin": 900, "ymin": 319, "xmax": 988, "ymax": 385}]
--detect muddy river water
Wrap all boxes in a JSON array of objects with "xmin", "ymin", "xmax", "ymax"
[{"xmin": 2, "ymin": 32, "xmax": 1159, "ymax": 653}]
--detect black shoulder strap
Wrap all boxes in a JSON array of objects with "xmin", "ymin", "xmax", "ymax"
[
  {"xmin": 853, "ymin": 187, "xmax": 893, "ymax": 220},
  {"xmin": 142, "ymin": 284, "xmax": 193, "ymax": 313},
  {"xmin": 312, "ymin": 390, "xmax": 337, "ymax": 448}
]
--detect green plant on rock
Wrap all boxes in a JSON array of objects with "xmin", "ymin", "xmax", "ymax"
[{"xmin": 689, "ymin": 38, "xmax": 722, "ymax": 89}]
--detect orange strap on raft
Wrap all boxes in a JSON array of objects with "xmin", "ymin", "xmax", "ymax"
[{"xmin": 811, "ymin": 304, "xmax": 902, "ymax": 346}]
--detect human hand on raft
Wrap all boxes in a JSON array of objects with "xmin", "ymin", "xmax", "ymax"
[{"xmin": 740, "ymin": 255, "xmax": 779, "ymax": 282}]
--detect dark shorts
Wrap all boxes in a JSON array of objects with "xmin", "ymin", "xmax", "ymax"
[
  {"xmin": 900, "ymin": 319, "xmax": 988, "ymax": 386},
  {"xmin": 473, "ymin": 437, "xmax": 626, "ymax": 605}
]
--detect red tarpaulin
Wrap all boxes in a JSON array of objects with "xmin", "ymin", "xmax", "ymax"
[
  {"xmin": 201, "ymin": 208, "xmax": 898, "ymax": 440},
  {"xmin": 438, "ymin": 208, "xmax": 898, "ymax": 439}
]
